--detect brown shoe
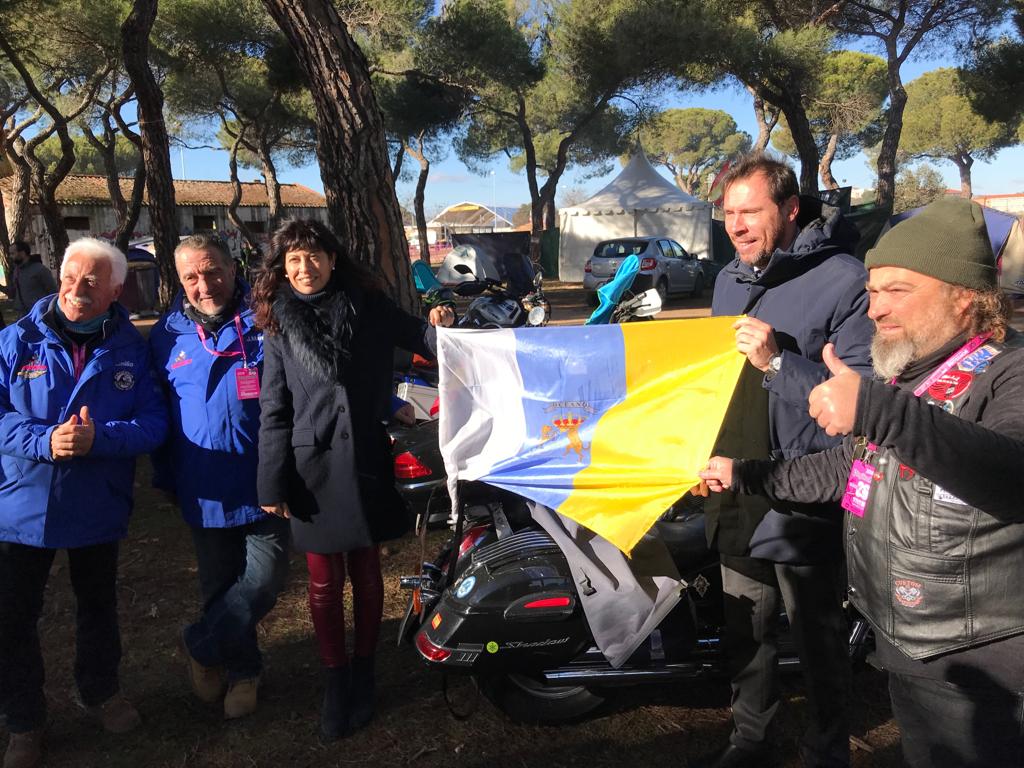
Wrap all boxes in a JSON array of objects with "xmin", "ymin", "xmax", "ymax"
[
  {"xmin": 223, "ymin": 677, "xmax": 259, "ymax": 720},
  {"xmin": 82, "ymin": 693, "xmax": 141, "ymax": 734},
  {"xmin": 4, "ymin": 731, "xmax": 43, "ymax": 768},
  {"xmin": 178, "ymin": 630, "xmax": 226, "ymax": 703}
]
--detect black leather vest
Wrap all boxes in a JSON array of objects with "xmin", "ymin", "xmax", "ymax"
[{"xmin": 846, "ymin": 335, "xmax": 1024, "ymax": 660}]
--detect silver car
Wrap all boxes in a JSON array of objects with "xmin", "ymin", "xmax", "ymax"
[{"xmin": 583, "ymin": 237, "xmax": 705, "ymax": 305}]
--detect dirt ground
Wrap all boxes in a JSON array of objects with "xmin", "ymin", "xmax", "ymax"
[{"xmin": 0, "ymin": 288, "xmax": 914, "ymax": 768}]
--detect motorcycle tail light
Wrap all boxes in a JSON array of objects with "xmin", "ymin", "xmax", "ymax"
[
  {"xmin": 415, "ymin": 631, "xmax": 451, "ymax": 662},
  {"xmin": 524, "ymin": 596, "xmax": 571, "ymax": 609},
  {"xmin": 584, "ymin": 259, "xmax": 592, "ymax": 273},
  {"xmin": 394, "ymin": 451, "xmax": 432, "ymax": 479},
  {"xmin": 639, "ymin": 257, "xmax": 656, "ymax": 270},
  {"xmin": 429, "ymin": 397, "xmax": 440, "ymax": 417}
]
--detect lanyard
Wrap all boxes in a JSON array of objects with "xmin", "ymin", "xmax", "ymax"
[
  {"xmin": 196, "ymin": 315, "xmax": 249, "ymax": 367},
  {"xmin": 71, "ymin": 343, "xmax": 87, "ymax": 381},
  {"xmin": 900, "ymin": 333, "xmax": 991, "ymax": 397}
]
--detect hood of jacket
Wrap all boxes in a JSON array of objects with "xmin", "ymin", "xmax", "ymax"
[
  {"xmin": 721, "ymin": 196, "xmax": 861, "ymax": 288},
  {"xmin": 18, "ymin": 295, "xmax": 135, "ymax": 351}
]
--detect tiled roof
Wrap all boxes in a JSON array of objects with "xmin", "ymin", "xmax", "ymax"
[{"xmin": 0, "ymin": 174, "xmax": 327, "ymax": 208}]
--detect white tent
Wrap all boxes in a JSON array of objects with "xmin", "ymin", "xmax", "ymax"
[{"xmin": 558, "ymin": 153, "xmax": 713, "ymax": 282}]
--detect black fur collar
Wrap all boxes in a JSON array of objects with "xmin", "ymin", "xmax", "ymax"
[{"xmin": 273, "ymin": 285, "xmax": 357, "ymax": 383}]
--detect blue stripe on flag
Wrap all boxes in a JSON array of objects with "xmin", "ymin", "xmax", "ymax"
[{"xmin": 480, "ymin": 325, "xmax": 628, "ymax": 509}]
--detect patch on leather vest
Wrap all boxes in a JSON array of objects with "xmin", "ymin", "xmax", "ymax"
[{"xmin": 894, "ymin": 578, "xmax": 924, "ymax": 608}]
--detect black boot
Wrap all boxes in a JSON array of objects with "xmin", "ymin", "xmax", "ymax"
[
  {"xmin": 320, "ymin": 665, "xmax": 351, "ymax": 742},
  {"xmin": 349, "ymin": 655, "xmax": 375, "ymax": 731}
]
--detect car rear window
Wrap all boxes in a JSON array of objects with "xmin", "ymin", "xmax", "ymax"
[{"xmin": 594, "ymin": 240, "xmax": 647, "ymax": 258}]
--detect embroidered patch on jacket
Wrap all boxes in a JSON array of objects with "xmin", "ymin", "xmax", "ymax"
[
  {"xmin": 957, "ymin": 345, "xmax": 997, "ymax": 373},
  {"xmin": 113, "ymin": 370, "xmax": 136, "ymax": 391},
  {"xmin": 898, "ymin": 464, "xmax": 916, "ymax": 481},
  {"xmin": 894, "ymin": 579, "xmax": 923, "ymax": 608},
  {"xmin": 16, "ymin": 353, "xmax": 47, "ymax": 379},
  {"xmin": 170, "ymin": 349, "xmax": 192, "ymax": 369}
]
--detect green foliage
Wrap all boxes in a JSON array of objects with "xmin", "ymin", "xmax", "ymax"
[
  {"xmin": 901, "ymin": 67, "xmax": 1019, "ymax": 164},
  {"xmin": 770, "ymin": 50, "xmax": 886, "ymax": 161},
  {"xmin": 960, "ymin": 1, "xmax": 1024, "ymax": 127},
  {"xmin": 33, "ymin": 131, "xmax": 140, "ymax": 175},
  {"xmin": 642, "ymin": 107, "xmax": 750, "ymax": 196},
  {"xmin": 894, "ymin": 163, "xmax": 947, "ymax": 214}
]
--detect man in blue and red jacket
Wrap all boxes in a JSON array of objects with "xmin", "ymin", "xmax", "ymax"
[
  {"xmin": 149, "ymin": 233, "xmax": 288, "ymax": 722},
  {"xmin": 0, "ymin": 237, "xmax": 167, "ymax": 768}
]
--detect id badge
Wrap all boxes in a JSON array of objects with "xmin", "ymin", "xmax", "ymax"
[
  {"xmin": 235, "ymin": 367, "xmax": 260, "ymax": 400},
  {"xmin": 841, "ymin": 459, "xmax": 874, "ymax": 517}
]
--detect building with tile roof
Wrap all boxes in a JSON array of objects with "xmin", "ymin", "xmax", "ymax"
[{"xmin": 1, "ymin": 174, "xmax": 328, "ymax": 264}]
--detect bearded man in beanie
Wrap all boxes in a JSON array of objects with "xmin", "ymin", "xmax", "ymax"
[{"xmin": 699, "ymin": 196, "xmax": 1024, "ymax": 768}]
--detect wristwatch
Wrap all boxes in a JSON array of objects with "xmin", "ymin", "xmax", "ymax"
[{"xmin": 765, "ymin": 353, "xmax": 783, "ymax": 379}]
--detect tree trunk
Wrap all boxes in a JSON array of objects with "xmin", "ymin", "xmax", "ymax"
[
  {"xmin": 778, "ymin": 97, "xmax": 819, "ymax": 195},
  {"xmin": 819, "ymin": 132, "xmax": 840, "ymax": 190},
  {"xmin": 542, "ymin": 198, "xmax": 556, "ymax": 231},
  {"xmin": 261, "ymin": 0, "xmax": 416, "ymax": 312},
  {"xmin": 874, "ymin": 57, "xmax": 907, "ymax": 215},
  {"xmin": 122, "ymin": 0, "xmax": 179, "ymax": 305},
  {"xmin": 405, "ymin": 136, "xmax": 432, "ymax": 263},
  {"xmin": 117, "ymin": 161, "xmax": 147, "ymax": 254},
  {"xmin": 747, "ymin": 85, "xmax": 778, "ymax": 152},
  {"xmin": 0, "ymin": 186, "xmax": 10, "ymax": 272},
  {"xmin": 257, "ymin": 136, "xmax": 283, "ymax": 230},
  {"xmin": 954, "ymin": 153, "xmax": 974, "ymax": 198},
  {"xmin": 226, "ymin": 131, "xmax": 261, "ymax": 254},
  {"xmin": 30, "ymin": 176, "xmax": 70, "ymax": 263},
  {"xmin": 3, "ymin": 146, "xmax": 31, "ymax": 245},
  {"xmin": 392, "ymin": 138, "xmax": 406, "ymax": 185}
]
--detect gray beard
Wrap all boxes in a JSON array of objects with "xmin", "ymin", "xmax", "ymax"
[{"xmin": 871, "ymin": 334, "xmax": 917, "ymax": 379}]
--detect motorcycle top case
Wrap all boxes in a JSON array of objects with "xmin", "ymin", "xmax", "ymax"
[{"xmin": 417, "ymin": 529, "xmax": 591, "ymax": 673}]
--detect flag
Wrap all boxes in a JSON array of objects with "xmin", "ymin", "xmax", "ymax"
[
  {"xmin": 708, "ymin": 160, "xmax": 732, "ymax": 208},
  {"xmin": 437, "ymin": 316, "xmax": 745, "ymax": 553}
]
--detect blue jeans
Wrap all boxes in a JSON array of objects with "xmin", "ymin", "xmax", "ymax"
[{"xmin": 183, "ymin": 515, "xmax": 290, "ymax": 681}]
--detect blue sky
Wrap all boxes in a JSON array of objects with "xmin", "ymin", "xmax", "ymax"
[{"xmin": 179, "ymin": 53, "xmax": 1024, "ymax": 215}]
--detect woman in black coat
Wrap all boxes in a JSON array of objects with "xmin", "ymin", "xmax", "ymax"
[{"xmin": 253, "ymin": 220, "xmax": 453, "ymax": 741}]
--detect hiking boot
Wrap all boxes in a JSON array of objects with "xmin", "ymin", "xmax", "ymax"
[
  {"xmin": 3, "ymin": 731, "xmax": 43, "ymax": 768},
  {"xmin": 178, "ymin": 629, "xmax": 226, "ymax": 703},
  {"xmin": 319, "ymin": 666, "xmax": 351, "ymax": 742},
  {"xmin": 223, "ymin": 677, "xmax": 260, "ymax": 720},
  {"xmin": 349, "ymin": 655, "xmax": 375, "ymax": 731},
  {"xmin": 82, "ymin": 693, "xmax": 141, "ymax": 734}
]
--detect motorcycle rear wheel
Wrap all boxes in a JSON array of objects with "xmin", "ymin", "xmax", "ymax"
[{"xmin": 477, "ymin": 672, "xmax": 605, "ymax": 724}]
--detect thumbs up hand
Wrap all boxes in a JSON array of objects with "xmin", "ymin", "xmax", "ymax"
[
  {"xmin": 808, "ymin": 343, "xmax": 862, "ymax": 437},
  {"xmin": 75, "ymin": 405, "xmax": 96, "ymax": 456}
]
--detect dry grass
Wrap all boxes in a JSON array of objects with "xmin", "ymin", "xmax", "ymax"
[{"xmin": 2, "ymin": 457, "xmax": 904, "ymax": 768}]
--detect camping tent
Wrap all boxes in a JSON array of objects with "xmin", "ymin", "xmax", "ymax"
[
  {"xmin": 887, "ymin": 204, "xmax": 1024, "ymax": 296},
  {"xmin": 558, "ymin": 153, "xmax": 713, "ymax": 282}
]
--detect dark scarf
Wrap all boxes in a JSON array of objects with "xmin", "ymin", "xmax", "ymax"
[{"xmin": 272, "ymin": 280, "xmax": 356, "ymax": 384}]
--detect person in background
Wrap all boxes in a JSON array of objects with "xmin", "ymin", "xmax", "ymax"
[
  {"xmin": 700, "ymin": 197, "xmax": 1024, "ymax": 768},
  {"xmin": 251, "ymin": 220, "xmax": 453, "ymax": 742},
  {"xmin": 1, "ymin": 241, "xmax": 57, "ymax": 319},
  {"xmin": 697, "ymin": 152, "xmax": 873, "ymax": 768},
  {"xmin": 149, "ymin": 233, "xmax": 289, "ymax": 720},
  {"xmin": 0, "ymin": 238, "xmax": 167, "ymax": 768}
]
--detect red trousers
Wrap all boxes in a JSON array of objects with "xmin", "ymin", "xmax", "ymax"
[{"xmin": 305, "ymin": 546, "xmax": 383, "ymax": 668}]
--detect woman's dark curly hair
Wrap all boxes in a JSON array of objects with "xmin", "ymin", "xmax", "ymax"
[{"xmin": 252, "ymin": 219, "xmax": 381, "ymax": 333}]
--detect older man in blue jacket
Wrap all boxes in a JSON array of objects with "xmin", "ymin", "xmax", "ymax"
[
  {"xmin": 149, "ymin": 233, "xmax": 289, "ymax": 722},
  {"xmin": 0, "ymin": 237, "xmax": 168, "ymax": 768}
]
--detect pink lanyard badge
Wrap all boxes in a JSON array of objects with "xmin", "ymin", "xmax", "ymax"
[
  {"xmin": 843, "ymin": 333, "xmax": 991, "ymax": 518},
  {"xmin": 71, "ymin": 343, "xmax": 88, "ymax": 381},
  {"xmin": 196, "ymin": 316, "xmax": 260, "ymax": 400}
]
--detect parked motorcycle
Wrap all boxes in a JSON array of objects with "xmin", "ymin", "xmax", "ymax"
[{"xmin": 399, "ymin": 485, "xmax": 872, "ymax": 724}]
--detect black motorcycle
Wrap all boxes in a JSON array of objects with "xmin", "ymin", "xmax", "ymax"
[{"xmin": 398, "ymin": 487, "xmax": 872, "ymax": 724}]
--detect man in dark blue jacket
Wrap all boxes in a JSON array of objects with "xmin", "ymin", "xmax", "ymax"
[
  {"xmin": 150, "ymin": 233, "xmax": 289, "ymax": 721},
  {"xmin": 0, "ymin": 238, "xmax": 168, "ymax": 768},
  {"xmin": 697, "ymin": 154, "xmax": 873, "ymax": 768}
]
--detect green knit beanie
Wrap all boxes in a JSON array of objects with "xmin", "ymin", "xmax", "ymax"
[{"xmin": 865, "ymin": 197, "xmax": 996, "ymax": 290}]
